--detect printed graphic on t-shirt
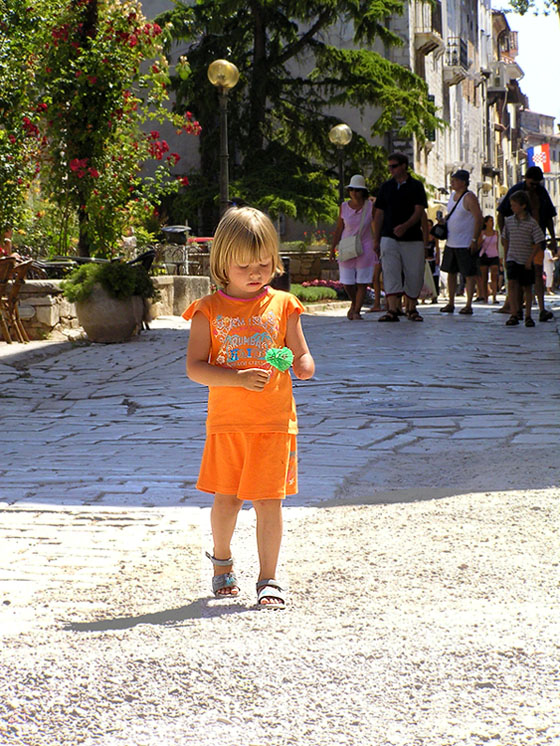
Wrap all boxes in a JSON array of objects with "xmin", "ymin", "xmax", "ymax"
[{"xmin": 213, "ymin": 311, "xmax": 280, "ymax": 367}]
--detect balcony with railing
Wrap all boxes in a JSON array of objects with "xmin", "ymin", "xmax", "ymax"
[
  {"xmin": 443, "ymin": 37, "xmax": 469, "ymax": 85},
  {"xmin": 414, "ymin": 1, "xmax": 444, "ymax": 55}
]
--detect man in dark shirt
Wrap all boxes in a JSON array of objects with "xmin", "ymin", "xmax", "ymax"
[
  {"xmin": 373, "ymin": 152, "xmax": 428, "ymax": 322},
  {"xmin": 498, "ymin": 166, "xmax": 557, "ymax": 321}
]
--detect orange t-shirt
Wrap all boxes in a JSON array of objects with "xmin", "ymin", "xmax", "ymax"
[{"xmin": 183, "ymin": 287, "xmax": 304, "ymax": 434}]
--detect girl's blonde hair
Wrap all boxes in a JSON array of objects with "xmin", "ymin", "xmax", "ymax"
[{"xmin": 210, "ymin": 206, "xmax": 284, "ymax": 288}]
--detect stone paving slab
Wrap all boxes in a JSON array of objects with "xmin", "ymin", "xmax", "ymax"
[{"xmin": 1, "ymin": 304, "xmax": 559, "ymax": 508}]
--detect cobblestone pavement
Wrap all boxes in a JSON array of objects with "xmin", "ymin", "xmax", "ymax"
[
  {"xmin": 1, "ymin": 297, "xmax": 559, "ymax": 746},
  {"xmin": 1, "ymin": 297, "xmax": 559, "ymax": 508}
]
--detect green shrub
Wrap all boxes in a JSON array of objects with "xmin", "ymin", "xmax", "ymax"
[
  {"xmin": 61, "ymin": 262, "xmax": 156, "ymax": 303},
  {"xmin": 290, "ymin": 283, "xmax": 338, "ymax": 302}
]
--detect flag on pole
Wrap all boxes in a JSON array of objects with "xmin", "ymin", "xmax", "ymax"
[{"xmin": 526, "ymin": 144, "xmax": 551, "ymax": 173}]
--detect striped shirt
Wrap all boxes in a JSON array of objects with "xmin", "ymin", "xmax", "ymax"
[{"xmin": 502, "ymin": 214, "xmax": 544, "ymax": 264}]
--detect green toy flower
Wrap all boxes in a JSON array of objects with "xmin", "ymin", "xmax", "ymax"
[{"xmin": 265, "ymin": 346, "xmax": 294, "ymax": 372}]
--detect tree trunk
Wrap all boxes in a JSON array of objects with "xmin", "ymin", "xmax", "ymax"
[
  {"xmin": 247, "ymin": 3, "xmax": 268, "ymax": 154},
  {"xmin": 77, "ymin": 206, "xmax": 90, "ymax": 258}
]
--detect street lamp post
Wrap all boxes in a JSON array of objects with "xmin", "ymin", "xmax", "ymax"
[
  {"xmin": 328, "ymin": 123, "xmax": 353, "ymax": 203},
  {"xmin": 208, "ymin": 59, "xmax": 240, "ymax": 216}
]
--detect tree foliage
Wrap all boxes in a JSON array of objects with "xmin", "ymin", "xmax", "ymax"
[
  {"xmin": 1, "ymin": 0, "xmax": 199, "ymax": 256},
  {"xmin": 508, "ymin": 0, "xmax": 560, "ymax": 17},
  {"xmin": 0, "ymin": 0, "xmax": 57, "ymax": 234},
  {"xmin": 157, "ymin": 0, "xmax": 440, "ymax": 230}
]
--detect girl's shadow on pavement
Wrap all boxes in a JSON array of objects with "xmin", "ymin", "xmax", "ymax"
[{"xmin": 63, "ymin": 597, "xmax": 252, "ymax": 632}]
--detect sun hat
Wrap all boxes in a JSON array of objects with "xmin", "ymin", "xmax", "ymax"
[
  {"xmin": 345, "ymin": 174, "xmax": 367, "ymax": 190},
  {"xmin": 451, "ymin": 169, "xmax": 470, "ymax": 183}
]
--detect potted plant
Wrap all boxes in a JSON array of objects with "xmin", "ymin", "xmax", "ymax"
[{"xmin": 61, "ymin": 261, "xmax": 156, "ymax": 343}]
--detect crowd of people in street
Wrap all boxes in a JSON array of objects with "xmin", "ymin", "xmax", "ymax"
[{"xmin": 329, "ymin": 156, "xmax": 559, "ymax": 326}]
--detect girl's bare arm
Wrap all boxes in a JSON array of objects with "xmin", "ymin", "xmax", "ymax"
[
  {"xmin": 186, "ymin": 312, "xmax": 271, "ymax": 392},
  {"xmin": 285, "ymin": 313, "xmax": 315, "ymax": 380}
]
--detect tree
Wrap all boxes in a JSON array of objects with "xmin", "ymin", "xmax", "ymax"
[
  {"xmin": 508, "ymin": 0, "xmax": 560, "ymax": 18},
  {"xmin": 157, "ymin": 0, "xmax": 440, "ymax": 231},
  {"xmin": 37, "ymin": 0, "xmax": 199, "ymax": 256},
  {"xmin": 0, "ymin": 0, "xmax": 57, "ymax": 236}
]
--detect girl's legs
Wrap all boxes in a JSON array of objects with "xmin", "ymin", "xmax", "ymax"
[
  {"xmin": 372, "ymin": 264, "xmax": 382, "ymax": 310},
  {"xmin": 253, "ymin": 498, "xmax": 283, "ymax": 607},
  {"xmin": 476, "ymin": 269, "xmax": 486, "ymax": 301},
  {"xmin": 211, "ymin": 493, "xmax": 243, "ymax": 595},
  {"xmin": 353, "ymin": 283, "xmax": 368, "ymax": 318},
  {"xmin": 489, "ymin": 265, "xmax": 499, "ymax": 303},
  {"xmin": 343, "ymin": 284, "xmax": 357, "ymax": 319}
]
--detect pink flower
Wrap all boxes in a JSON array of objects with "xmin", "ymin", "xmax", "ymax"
[
  {"xmin": 177, "ymin": 176, "xmax": 189, "ymax": 187},
  {"xmin": 88, "ymin": 167, "xmax": 99, "ymax": 178}
]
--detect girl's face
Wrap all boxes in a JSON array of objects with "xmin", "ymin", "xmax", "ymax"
[
  {"xmin": 485, "ymin": 217, "xmax": 494, "ymax": 229},
  {"xmin": 226, "ymin": 255, "xmax": 273, "ymax": 298}
]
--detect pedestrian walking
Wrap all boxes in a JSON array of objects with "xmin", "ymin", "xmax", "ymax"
[
  {"xmin": 438, "ymin": 169, "xmax": 483, "ymax": 315},
  {"xmin": 497, "ymin": 165, "xmax": 557, "ymax": 321},
  {"xmin": 501, "ymin": 191, "xmax": 544, "ymax": 327},
  {"xmin": 183, "ymin": 206, "xmax": 315, "ymax": 609},
  {"xmin": 329, "ymin": 174, "xmax": 377, "ymax": 320},
  {"xmin": 477, "ymin": 215, "xmax": 501, "ymax": 304},
  {"xmin": 425, "ymin": 219, "xmax": 441, "ymax": 303},
  {"xmin": 373, "ymin": 152, "xmax": 428, "ymax": 322},
  {"xmin": 543, "ymin": 245, "xmax": 556, "ymax": 294}
]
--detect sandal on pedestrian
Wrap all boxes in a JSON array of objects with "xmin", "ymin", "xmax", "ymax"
[
  {"xmin": 378, "ymin": 311, "xmax": 399, "ymax": 322},
  {"xmin": 505, "ymin": 315, "xmax": 519, "ymax": 326},
  {"xmin": 205, "ymin": 551, "xmax": 239, "ymax": 597},
  {"xmin": 256, "ymin": 579, "xmax": 286, "ymax": 610},
  {"xmin": 440, "ymin": 304, "xmax": 455, "ymax": 313},
  {"xmin": 525, "ymin": 317, "xmax": 535, "ymax": 327},
  {"xmin": 458, "ymin": 307, "xmax": 473, "ymax": 315},
  {"xmin": 407, "ymin": 310, "xmax": 423, "ymax": 322}
]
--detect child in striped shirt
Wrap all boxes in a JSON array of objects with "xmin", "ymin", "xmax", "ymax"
[{"xmin": 501, "ymin": 191, "xmax": 545, "ymax": 327}]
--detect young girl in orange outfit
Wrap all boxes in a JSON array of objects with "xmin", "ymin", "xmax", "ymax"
[{"xmin": 183, "ymin": 206, "xmax": 315, "ymax": 609}]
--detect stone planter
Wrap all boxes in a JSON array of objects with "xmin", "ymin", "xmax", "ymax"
[{"xmin": 76, "ymin": 284, "xmax": 145, "ymax": 343}]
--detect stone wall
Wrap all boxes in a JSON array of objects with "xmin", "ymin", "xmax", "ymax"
[
  {"xmin": 15, "ymin": 275, "xmax": 211, "ymax": 341},
  {"xmin": 280, "ymin": 250, "xmax": 326, "ymax": 284}
]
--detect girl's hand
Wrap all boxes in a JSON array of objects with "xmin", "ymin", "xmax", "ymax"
[{"xmin": 237, "ymin": 368, "xmax": 271, "ymax": 391}]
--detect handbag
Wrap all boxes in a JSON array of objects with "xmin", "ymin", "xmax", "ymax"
[
  {"xmin": 430, "ymin": 191, "xmax": 467, "ymax": 241},
  {"xmin": 419, "ymin": 260, "xmax": 437, "ymax": 299},
  {"xmin": 337, "ymin": 203, "xmax": 367, "ymax": 262}
]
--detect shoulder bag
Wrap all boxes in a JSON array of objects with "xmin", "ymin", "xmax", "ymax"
[{"xmin": 337, "ymin": 203, "xmax": 367, "ymax": 262}]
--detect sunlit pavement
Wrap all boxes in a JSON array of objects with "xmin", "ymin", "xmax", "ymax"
[{"xmin": 1, "ymin": 293, "xmax": 559, "ymax": 509}]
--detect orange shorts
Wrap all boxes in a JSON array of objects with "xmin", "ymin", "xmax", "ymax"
[{"xmin": 197, "ymin": 432, "xmax": 298, "ymax": 501}]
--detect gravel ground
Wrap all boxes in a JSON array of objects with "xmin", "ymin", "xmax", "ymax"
[{"xmin": 1, "ymin": 486, "xmax": 559, "ymax": 746}]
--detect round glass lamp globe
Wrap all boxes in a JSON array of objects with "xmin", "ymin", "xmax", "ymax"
[
  {"xmin": 328, "ymin": 123, "xmax": 352, "ymax": 146},
  {"xmin": 208, "ymin": 60, "xmax": 240, "ymax": 90}
]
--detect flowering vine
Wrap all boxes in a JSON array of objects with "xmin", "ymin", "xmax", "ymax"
[{"xmin": 36, "ymin": 0, "xmax": 200, "ymax": 256}]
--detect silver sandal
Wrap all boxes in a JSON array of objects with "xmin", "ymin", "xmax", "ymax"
[
  {"xmin": 256, "ymin": 579, "xmax": 286, "ymax": 610},
  {"xmin": 205, "ymin": 551, "xmax": 239, "ymax": 597}
]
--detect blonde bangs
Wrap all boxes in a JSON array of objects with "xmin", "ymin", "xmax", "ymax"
[{"xmin": 210, "ymin": 207, "xmax": 284, "ymax": 287}]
